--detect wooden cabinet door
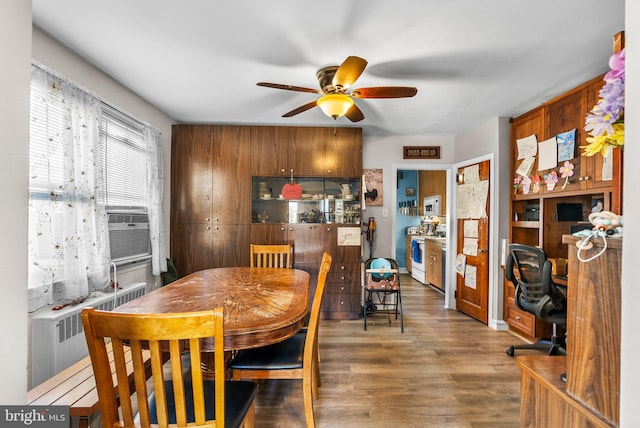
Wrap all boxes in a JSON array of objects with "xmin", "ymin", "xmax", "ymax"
[
  {"xmin": 324, "ymin": 225, "xmax": 361, "ymax": 264},
  {"xmin": 171, "ymin": 125, "xmax": 213, "ymax": 224},
  {"xmin": 426, "ymin": 241, "xmax": 442, "ymax": 289},
  {"xmin": 213, "ymin": 126, "xmax": 252, "ymax": 224},
  {"xmin": 325, "ymin": 127, "xmax": 362, "ymax": 177},
  {"xmin": 290, "ymin": 127, "xmax": 326, "ymax": 177},
  {"xmin": 546, "ymin": 89, "xmax": 587, "ymax": 193},
  {"xmin": 211, "ymin": 224, "xmax": 250, "ymax": 268},
  {"xmin": 511, "ymin": 108, "xmax": 545, "ymax": 196},
  {"xmin": 250, "ymin": 126, "xmax": 290, "ymax": 176},
  {"xmin": 171, "ymin": 223, "xmax": 213, "ymax": 276},
  {"xmin": 287, "ymin": 224, "xmax": 326, "ymax": 265}
]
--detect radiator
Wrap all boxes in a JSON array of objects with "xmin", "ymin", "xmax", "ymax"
[{"xmin": 30, "ymin": 282, "xmax": 146, "ymax": 388}]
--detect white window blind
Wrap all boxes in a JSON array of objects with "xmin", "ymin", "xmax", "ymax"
[{"xmin": 99, "ymin": 105, "xmax": 147, "ymax": 209}]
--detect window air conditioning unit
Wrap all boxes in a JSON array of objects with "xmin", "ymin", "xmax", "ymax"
[{"xmin": 108, "ymin": 212, "xmax": 151, "ymax": 264}]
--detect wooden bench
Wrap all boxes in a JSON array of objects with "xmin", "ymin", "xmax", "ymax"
[{"xmin": 27, "ymin": 342, "xmax": 152, "ymax": 427}]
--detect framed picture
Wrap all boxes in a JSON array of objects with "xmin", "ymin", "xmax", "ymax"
[
  {"xmin": 363, "ymin": 168, "xmax": 383, "ymax": 206},
  {"xmin": 406, "ymin": 187, "xmax": 415, "ymax": 197}
]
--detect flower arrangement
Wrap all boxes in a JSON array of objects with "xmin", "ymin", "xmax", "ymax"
[{"xmin": 583, "ymin": 48, "xmax": 625, "ymax": 157}]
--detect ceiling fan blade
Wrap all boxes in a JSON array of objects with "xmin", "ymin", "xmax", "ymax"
[
  {"xmin": 282, "ymin": 101, "xmax": 318, "ymax": 117},
  {"xmin": 332, "ymin": 56, "xmax": 368, "ymax": 90},
  {"xmin": 351, "ymin": 86, "xmax": 418, "ymax": 98},
  {"xmin": 257, "ymin": 82, "xmax": 320, "ymax": 94},
  {"xmin": 345, "ymin": 104, "xmax": 365, "ymax": 122}
]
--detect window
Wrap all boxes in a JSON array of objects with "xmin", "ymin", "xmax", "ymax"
[
  {"xmin": 28, "ymin": 65, "xmax": 163, "ymax": 310},
  {"xmin": 99, "ymin": 104, "xmax": 147, "ymax": 210}
]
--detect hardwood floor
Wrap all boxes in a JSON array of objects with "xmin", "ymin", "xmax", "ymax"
[{"xmin": 251, "ymin": 274, "xmax": 527, "ymax": 427}]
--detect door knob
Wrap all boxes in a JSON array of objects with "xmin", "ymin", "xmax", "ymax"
[{"xmin": 478, "ymin": 248, "xmax": 487, "ymax": 253}]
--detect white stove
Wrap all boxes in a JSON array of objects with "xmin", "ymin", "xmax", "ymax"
[{"xmin": 410, "ymin": 236, "xmax": 426, "ymax": 284}]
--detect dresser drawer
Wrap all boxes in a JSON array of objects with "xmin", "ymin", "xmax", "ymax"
[{"xmin": 506, "ymin": 304, "xmax": 536, "ymax": 337}]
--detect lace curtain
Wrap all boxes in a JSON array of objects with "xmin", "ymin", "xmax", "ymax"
[
  {"xmin": 28, "ymin": 66, "xmax": 167, "ymax": 310},
  {"xmin": 28, "ymin": 67, "xmax": 110, "ymax": 308},
  {"xmin": 145, "ymin": 127, "xmax": 167, "ymax": 276}
]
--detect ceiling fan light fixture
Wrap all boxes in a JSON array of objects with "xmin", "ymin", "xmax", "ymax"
[{"xmin": 317, "ymin": 94, "xmax": 354, "ymax": 120}]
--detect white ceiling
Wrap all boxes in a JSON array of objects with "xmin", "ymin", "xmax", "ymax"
[{"xmin": 32, "ymin": 0, "xmax": 625, "ymax": 137}]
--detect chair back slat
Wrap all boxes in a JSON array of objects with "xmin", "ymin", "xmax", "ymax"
[
  {"xmin": 250, "ymin": 244, "xmax": 292, "ymax": 268},
  {"xmin": 81, "ymin": 307, "xmax": 225, "ymax": 428}
]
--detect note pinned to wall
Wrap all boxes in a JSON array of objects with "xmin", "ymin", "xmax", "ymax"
[
  {"xmin": 516, "ymin": 134, "xmax": 538, "ymax": 160},
  {"xmin": 463, "ymin": 238, "xmax": 478, "ymax": 256},
  {"xmin": 537, "ymin": 137, "xmax": 558, "ymax": 171},
  {"xmin": 456, "ymin": 253, "xmax": 466, "ymax": 276},
  {"xmin": 463, "ymin": 164, "xmax": 480, "ymax": 184},
  {"xmin": 464, "ymin": 265, "xmax": 477, "ymax": 289},
  {"xmin": 516, "ymin": 156, "xmax": 535, "ymax": 177},
  {"xmin": 463, "ymin": 219, "xmax": 479, "ymax": 238}
]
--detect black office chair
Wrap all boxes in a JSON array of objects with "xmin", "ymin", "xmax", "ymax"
[{"xmin": 505, "ymin": 244, "xmax": 566, "ymax": 357}]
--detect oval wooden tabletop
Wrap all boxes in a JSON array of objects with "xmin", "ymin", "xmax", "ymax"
[{"xmin": 114, "ymin": 267, "xmax": 311, "ymax": 351}]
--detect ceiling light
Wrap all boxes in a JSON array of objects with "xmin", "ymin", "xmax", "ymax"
[{"xmin": 316, "ymin": 94, "xmax": 354, "ymax": 120}]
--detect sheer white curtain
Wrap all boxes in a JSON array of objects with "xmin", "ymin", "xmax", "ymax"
[
  {"xmin": 145, "ymin": 127, "xmax": 167, "ymax": 276},
  {"xmin": 28, "ymin": 67, "xmax": 110, "ymax": 308}
]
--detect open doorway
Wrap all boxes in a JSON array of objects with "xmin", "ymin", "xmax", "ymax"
[{"xmin": 392, "ymin": 163, "xmax": 454, "ymax": 308}]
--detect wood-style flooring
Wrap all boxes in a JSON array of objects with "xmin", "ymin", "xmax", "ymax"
[{"xmin": 251, "ymin": 274, "xmax": 528, "ymax": 427}]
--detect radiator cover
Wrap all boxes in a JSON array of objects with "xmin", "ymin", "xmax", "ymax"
[{"xmin": 30, "ymin": 282, "xmax": 146, "ymax": 388}]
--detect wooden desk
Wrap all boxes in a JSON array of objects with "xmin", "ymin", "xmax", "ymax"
[
  {"xmin": 517, "ymin": 356, "xmax": 615, "ymax": 428},
  {"xmin": 114, "ymin": 267, "xmax": 311, "ymax": 351}
]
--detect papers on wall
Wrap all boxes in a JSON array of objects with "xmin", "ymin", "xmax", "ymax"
[
  {"xmin": 537, "ymin": 137, "xmax": 558, "ymax": 171},
  {"xmin": 337, "ymin": 227, "xmax": 361, "ymax": 246},
  {"xmin": 456, "ymin": 253, "xmax": 466, "ymax": 276},
  {"xmin": 463, "ymin": 238, "xmax": 478, "ymax": 256},
  {"xmin": 557, "ymin": 129, "xmax": 576, "ymax": 162},
  {"xmin": 463, "ymin": 220, "xmax": 479, "ymax": 238},
  {"xmin": 464, "ymin": 265, "xmax": 477, "ymax": 289},
  {"xmin": 516, "ymin": 157, "xmax": 535, "ymax": 177},
  {"xmin": 516, "ymin": 134, "xmax": 538, "ymax": 160},
  {"xmin": 463, "ymin": 164, "xmax": 480, "ymax": 184},
  {"xmin": 456, "ymin": 180, "xmax": 489, "ymax": 219}
]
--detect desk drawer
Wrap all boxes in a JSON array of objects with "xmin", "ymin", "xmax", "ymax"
[{"xmin": 506, "ymin": 304, "xmax": 536, "ymax": 337}]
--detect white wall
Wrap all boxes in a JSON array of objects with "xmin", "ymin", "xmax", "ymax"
[
  {"xmin": 31, "ymin": 27, "xmax": 174, "ymax": 290},
  {"xmin": 0, "ymin": 0, "xmax": 31, "ymax": 404},
  {"xmin": 620, "ymin": 3, "xmax": 638, "ymax": 425},
  {"xmin": 453, "ymin": 117, "xmax": 510, "ymax": 329},
  {"xmin": 363, "ymin": 134, "xmax": 455, "ymax": 257}
]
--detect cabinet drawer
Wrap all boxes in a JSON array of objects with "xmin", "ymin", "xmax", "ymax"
[
  {"xmin": 328, "ymin": 263, "xmax": 360, "ymax": 284},
  {"xmin": 323, "ymin": 291, "xmax": 360, "ymax": 312},
  {"xmin": 506, "ymin": 304, "xmax": 536, "ymax": 337}
]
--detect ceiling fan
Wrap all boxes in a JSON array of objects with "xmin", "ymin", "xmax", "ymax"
[{"xmin": 257, "ymin": 56, "xmax": 418, "ymax": 122}]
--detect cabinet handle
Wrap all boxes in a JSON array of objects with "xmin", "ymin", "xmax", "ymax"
[
  {"xmin": 206, "ymin": 218, "xmax": 211, "ymax": 222},
  {"xmin": 327, "ymin": 169, "xmax": 332, "ymax": 174},
  {"xmin": 341, "ymin": 265, "xmax": 345, "ymax": 270},
  {"xmin": 341, "ymin": 276, "xmax": 345, "ymax": 280},
  {"xmin": 206, "ymin": 226, "xmax": 211, "ymax": 230},
  {"xmin": 340, "ymin": 286, "xmax": 345, "ymax": 290},
  {"xmin": 280, "ymin": 227, "xmax": 285, "ymax": 231},
  {"xmin": 289, "ymin": 227, "xmax": 293, "ymax": 231},
  {"xmin": 515, "ymin": 315, "xmax": 521, "ymax": 320},
  {"xmin": 281, "ymin": 168, "xmax": 286, "ymax": 173}
]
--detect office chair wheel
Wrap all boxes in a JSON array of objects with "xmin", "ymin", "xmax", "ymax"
[{"xmin": 506, "ymin": 346, "xmax": 515, "ymax": 357}]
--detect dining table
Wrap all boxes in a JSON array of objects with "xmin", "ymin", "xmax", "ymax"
[{"xmin": 114, "ymin": 267, "xmax": 311, "ymax": 361}]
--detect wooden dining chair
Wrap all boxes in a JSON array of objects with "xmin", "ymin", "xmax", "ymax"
[
  {"xmin": 81, "ymin": 307, "xmax": 258, "ymax": 428},
  {"xmin": 250, "ymin": 243, "xmax": 292, "ymax": 268},
  {"xmin": 230, "ymin": 252, "xmax": 332, "ymax": 428}
]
